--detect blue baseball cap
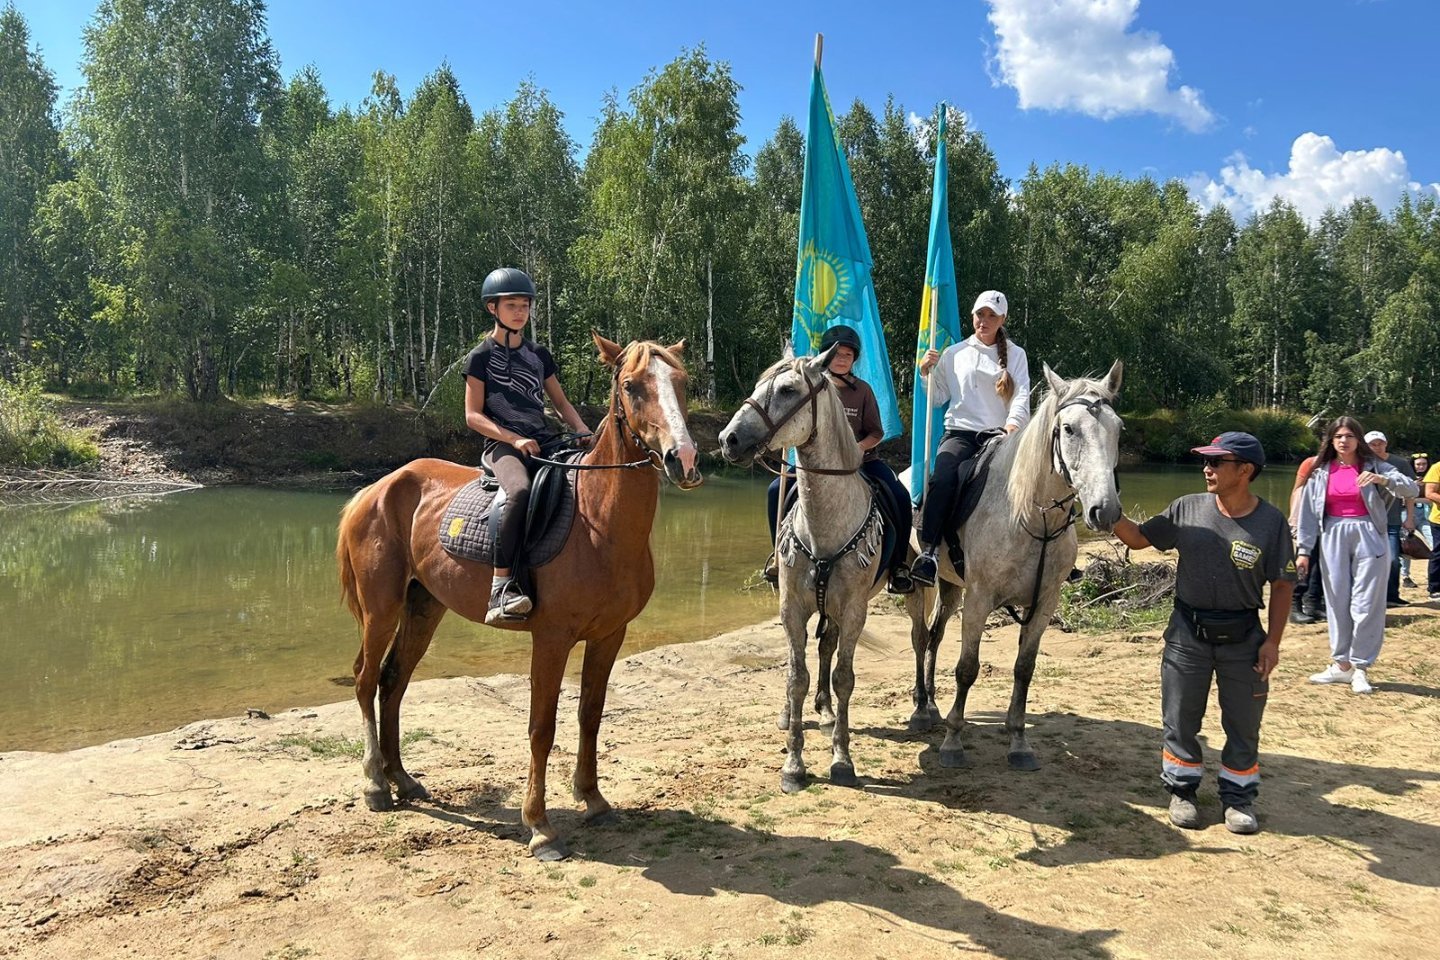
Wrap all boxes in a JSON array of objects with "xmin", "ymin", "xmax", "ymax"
[{"xmin": 1192, "ymin": 431, "xmax": 1266, "ymax": 469}]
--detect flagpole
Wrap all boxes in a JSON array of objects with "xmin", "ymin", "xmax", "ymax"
[
  {"xmin": 922, "ymin": 284, "xmax": 939, "ymax": 501},
  {"xmin": 814, "ymin": 33, "xmax": 823, "ymax": 68}
]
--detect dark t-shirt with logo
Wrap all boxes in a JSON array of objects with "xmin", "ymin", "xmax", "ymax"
[
  {"xmin": 463, "ymin": 335, "xmax": 559, "ymax": 444},
  {"xmin": 1139, "ymin": 493, "xmax": 1297, "ymax": 611},
  {"xmin": 830, "ymin": 373, "xmax": 882, "ymax": 462}
]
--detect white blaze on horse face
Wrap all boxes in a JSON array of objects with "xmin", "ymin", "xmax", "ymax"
[{"xmin": 649, "ymin": 356, "xmax": 698, "ymax": 476}]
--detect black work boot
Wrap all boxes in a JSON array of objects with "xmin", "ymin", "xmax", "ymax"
[{"xmin": 910, "ymin": 551, "xmax": 939, "ymax": 587}]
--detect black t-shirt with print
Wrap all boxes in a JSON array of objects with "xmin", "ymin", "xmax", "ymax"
[
  {"xmin": 1139, "ymin": 493, "xmax": 1297, "ymax": 611},
  {"xmin": 463, "ymin": 335, "xmax": 558, "ymax": 444}
]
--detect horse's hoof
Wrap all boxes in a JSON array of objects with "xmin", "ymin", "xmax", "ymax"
[
  {"xmin": 363, "ymin": 788, "xmax": 394, "ymax": 811},
  {"xmin": 1007, "ymin": 751, "xmax": 1041, "ymax": 772},
  {"xmin": 586, "ymin": 809, "xmax": 619, "ymax": 828},
  {"xmin": 776, "ymin": 712, "xmax": 790, "ymax": 731},
  {"xmin": 938, "ymin": 748, "xmax": 970, "ymax": 769},
  {"xmin": 829, "ymin": 763, "xmax": 859, "ymax": 787},
  {"xmin": 396, "ymin": 781, "xmax": 431, "ymax": 802},
  {"xmin": 816, "ymin": 710, "xmax": 836, "ymax": 728},
  {"xmin": 907, "ymin": 711, "xmax": 933, "ymax": 732},
  {"xmin": 927, "ymin": 705, "xmax": 943, "ymax": 724},
  {"xmin": 780, "ymin": 772, "xmax": 808, "ymax": 794},
  {"xmin": 530, "ymin": 838, "xmax": 570, "ymax": 862}
]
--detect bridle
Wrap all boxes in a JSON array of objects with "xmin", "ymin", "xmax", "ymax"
[
  {"xmin": 742, "ymin": 362, "xmax": 860, "ymax": 477},
  {"xmin": 1005, "ymin": 391, "xmax": 1118, "ymax": 627}
]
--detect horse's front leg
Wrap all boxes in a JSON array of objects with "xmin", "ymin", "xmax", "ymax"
[
  {"xmin": 939, "ymin": 590, "xmax": 985, "ymax": 768},
  {"xmin": 813, "ymin": 618, "xmax": 837, "ymax": 726},
  {"xmin": 905, "ymin": 585, "xmax": 934, "ymax": 730},
  {"xmin": 573, "ymin": 626, "xmax": 627, "ymax": 823},
  {"xmin": 779, "ymin": 599, "xmax": 812, "ymax": 794},
  {"xmin": 523, "ymin": 630, "xmax": 573, "ymax": 861},
  {"xmin": 1006, "ymin": 590, "xmax": 1063, "ymax": 772},
  {"xmin": 828, "ymin": 605, "xmax": 863, "ymax": 787}
]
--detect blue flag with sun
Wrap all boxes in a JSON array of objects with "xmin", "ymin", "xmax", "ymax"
[{"xmin": 790, "ymin": 62, "xmax": 902, "ymax": 440}]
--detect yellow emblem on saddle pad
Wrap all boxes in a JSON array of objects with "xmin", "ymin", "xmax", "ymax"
[{"xmin": 448, "ymin": 517, "xmax": 466, "ymax": 538}]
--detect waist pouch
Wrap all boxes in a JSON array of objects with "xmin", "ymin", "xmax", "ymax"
[{"xmin": 1177, "ymin": 602, "xmax": 1259, "ymax": 644}]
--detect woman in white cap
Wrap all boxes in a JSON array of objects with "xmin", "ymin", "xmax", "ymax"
[
  {"xmin": 1295, "ymin": 416, "xmax": 1419, "ymax": 693},
  {"xmin": 910, "ymin": 290, "xmax": 1031, "ymax": 585}
]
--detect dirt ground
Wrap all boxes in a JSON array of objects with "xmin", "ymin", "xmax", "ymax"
[{"xmin": 3, "ymin": 592, "xmax": 1439, "ymax": 960}]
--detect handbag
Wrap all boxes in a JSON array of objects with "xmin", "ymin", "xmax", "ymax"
[{"xmin": 1401, "ymin": 532, "xmax": 1432, "ymax": 561}]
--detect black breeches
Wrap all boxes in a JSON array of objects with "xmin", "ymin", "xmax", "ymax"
[{"xmin": 919, "ymin": 430, "xmax": 984, "ymax": 547}]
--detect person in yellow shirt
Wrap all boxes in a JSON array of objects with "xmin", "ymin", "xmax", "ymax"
[{"xmin": 1422, "ymin": 455, "xmax": 1440, "ymax": 601}]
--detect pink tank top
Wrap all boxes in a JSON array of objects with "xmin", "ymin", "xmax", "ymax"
[{"xmin": 1325, "ymin": 463, "xmax": 1368, "ymax": 517}]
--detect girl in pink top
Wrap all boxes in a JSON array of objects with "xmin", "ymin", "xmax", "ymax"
[{"xmin": 1324, "ymin": 463, "xmax": 1369, "ymax": 517}]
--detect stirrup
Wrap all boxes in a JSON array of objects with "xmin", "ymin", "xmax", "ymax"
[{"xmin": 486, "ymin": 581, "xmax": 532, "ymax": 624}]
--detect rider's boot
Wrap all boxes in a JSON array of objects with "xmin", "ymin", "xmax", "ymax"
[
  {"xmin": 485, "ymin": 576, "xmax": 532, "ymax": 625},
  {"xmin": 886, "ymin": 565, "xmax": 915, "ymax": 595},
  {"xmin": 910, "ymin": 548, "xmax": 939, "ymax": 587}
]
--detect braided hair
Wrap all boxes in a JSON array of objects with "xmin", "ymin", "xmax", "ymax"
[{"xmin": 994, "ymin": 325, "xmax": 1014, "ymax": 404}]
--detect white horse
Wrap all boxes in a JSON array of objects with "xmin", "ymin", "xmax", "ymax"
[
  {"xmin": 719, "ymin": 344, "xmax": 895, "ymax": 793},
  {"xmin": 906, "ymin": 362, "xmax": 1124, "ymax": 771}
]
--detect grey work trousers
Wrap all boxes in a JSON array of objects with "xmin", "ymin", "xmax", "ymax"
[
  {"xmin": 1318, "ymin": 516, "xmax": 1389, "ymax": 667},
  {"xmin": 1160, "ymin": 607, "xmax": 1268, "ymax": 807}
]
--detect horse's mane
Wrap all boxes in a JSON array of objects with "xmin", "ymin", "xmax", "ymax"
[
  {"xmin": 618, "ymin": 340, "xmax": 686, "ymax": 380},
  {"xmin": 1006, "ymin": 372, "xmax": 1116, "ymax": 522}
]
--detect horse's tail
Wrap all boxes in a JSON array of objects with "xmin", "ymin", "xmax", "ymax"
[{"xmin": 336, "ymin": 486, "xmax": 370, "ymax": 626}]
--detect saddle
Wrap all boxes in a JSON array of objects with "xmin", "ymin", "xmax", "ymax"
[
  {"xmin": 438, "ymin": 452, "xmax": 581, "ymax": 576},
  {"xmin": 941, "ymin": 429, "xmax": 1006, "ymax": 566}
]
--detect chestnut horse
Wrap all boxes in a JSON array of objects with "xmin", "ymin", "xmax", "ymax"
[{"xmin": 336, "ymin": 334, "xmax": 702, "ymax": 861}]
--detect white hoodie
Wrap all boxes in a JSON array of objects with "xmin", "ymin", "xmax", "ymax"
[{"xmin": 922, "ymin": 334, "xmax": 1032, "ymax": 432}]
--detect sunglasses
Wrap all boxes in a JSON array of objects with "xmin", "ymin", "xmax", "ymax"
[{"xmin": 1200, "ymin": 455, "xmax": 1243, "ymax": 469}]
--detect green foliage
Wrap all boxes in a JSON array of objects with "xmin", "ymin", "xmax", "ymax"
[
  {"xmin": 0, "ymin": 370, "xmax": 99, "ymax": 467},
  {"xmin": 1123, "ymin": 403, "xmax": 1312, "ymax": 463}
]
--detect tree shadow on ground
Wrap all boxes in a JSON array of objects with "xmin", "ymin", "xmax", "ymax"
[
  {"xmin": 851, "ymin": 710, "xmax": 1440, "ymax": 886},
  {"xmin": 572, "ymin": 808, "xmax": 1118, "ymax": 960}
]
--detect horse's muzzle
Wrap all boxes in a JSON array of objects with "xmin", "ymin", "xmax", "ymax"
[
  {"xmin": 1085, "ymin": 500, "xmax": 1122, "ymax": 532},
  {"xmin": 718, "ymin": 422, "xmax": 761, "ymax": 464},
  {"xmin": 665, "ymin": 443, "xmax": 704, "ymax": 490}
]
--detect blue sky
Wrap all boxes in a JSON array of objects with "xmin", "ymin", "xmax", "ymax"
[{"xmin": 15, "ymin": 0, "xmax": 1440, "ymax": 222}]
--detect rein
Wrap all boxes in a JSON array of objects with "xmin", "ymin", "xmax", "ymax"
[
  {"xmin": 1004, "ymin": 393, "xmax": 1114, "ymax": 627},
  {"xmin": 527, "ymin": 348, "xmax": 672, "ymax": 473}
]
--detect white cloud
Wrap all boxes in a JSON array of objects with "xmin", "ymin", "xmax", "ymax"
[
  {"xmin": 1189, "ymin": 133, "xmax": 1440, "ymax": 223},
  {"xmin": 985, "ymin": 0, "xmax": 1214, "ymax": 131}
]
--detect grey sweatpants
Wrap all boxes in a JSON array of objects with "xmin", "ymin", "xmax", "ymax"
[
  {"xmin": 1160, "ymin": 608, "xmax": 1267, "ymax": 806},
  {"xmin": 1318, "ymin": 516, "xmax": 1389, "ymax": 667}
]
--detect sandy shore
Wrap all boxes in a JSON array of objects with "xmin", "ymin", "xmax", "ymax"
[{"xmin": 3, "ymin": 599, "xmax": 1439, "ymax": 959}]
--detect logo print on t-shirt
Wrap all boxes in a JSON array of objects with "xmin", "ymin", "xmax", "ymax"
[{"xmin": 1230, "ymin": 540, "xmax": 1261, "ymax": 571}]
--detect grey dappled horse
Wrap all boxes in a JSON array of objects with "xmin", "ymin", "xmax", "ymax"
[
  {"xmin": 907, "ymin": 362, "xmax": 1124, "ymax": 771},
  {"xmin": 719, "ymin": 343, "xmax": 890, "ymax": 793}
]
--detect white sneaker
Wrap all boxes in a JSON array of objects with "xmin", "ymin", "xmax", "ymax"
[
  {"xmin": 1430, "ymin": 592, "xmax": 1440, "ymax": 602},
  {"xmin": 1351, "ymin": 668, "xmax": 1374, "ymax": 695},
  {"xmin": 1309, "ymin": 662, "xmax": 1353, "ymax": 685}
]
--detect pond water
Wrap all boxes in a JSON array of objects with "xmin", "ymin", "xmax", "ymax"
[{"xmin": 0, "ymin": 464, "xmax": 1297, "ymax": 750}]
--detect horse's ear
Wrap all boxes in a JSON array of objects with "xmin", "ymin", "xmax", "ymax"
[
  {"xmin": 1102, "ymin": 359, "xmax": 1124, "ymax": 398},
  {"xmin": 806, "ymin": 342, "xmax": 840, "ymax": 375},
  {"xmin": 592, "ymin": 330, "xmax": 624, "ymax": 368},
  {"xmin": 780, "ymin": 337, "xmax": 795, "ymax": 362},
  {"xmin": 1043, "ymin": 362, "xmax": 1066, "ymax": 398},
  {"xmin": 666, "ymin": 338, "xmax": 686, "ymax": 357}
]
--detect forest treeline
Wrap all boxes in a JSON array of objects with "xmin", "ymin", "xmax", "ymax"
[{"xmin": 2, "ymin": 0, "xmax": 1439, "ymax": 418}]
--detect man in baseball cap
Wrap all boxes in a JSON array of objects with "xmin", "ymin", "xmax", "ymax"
[
  {"xmin": 1191, "ymin": 431, "xmax": 1266, "ymax": 476},
  {"xmin": 1110, "ymin": 428, "xmax": 1294, "ymax": 834},
  {"xmin": 1363, "ymin": 429, "xmax": 1417, "ymax": 606}
]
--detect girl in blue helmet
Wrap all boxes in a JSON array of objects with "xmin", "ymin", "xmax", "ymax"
[{"xmin": 464, "ymin": 267, "xmax": 593, "ymax": 624}]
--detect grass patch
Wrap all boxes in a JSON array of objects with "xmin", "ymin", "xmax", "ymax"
[
  {"xmin": 0, "ymin": 374, "xmax": 99, "ymax": 468},
  {"xmin": 276, "ymin": 728, "xmax": 433, "ymax": 760}
]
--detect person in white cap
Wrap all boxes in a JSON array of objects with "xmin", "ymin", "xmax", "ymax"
[
  {"xmin": 1295, "ymin": 417, "xmax": 1419, "ymax": 694},
  {"xmin": 910, "ymin": 289, "xmax": 1031, "ymax": 585},
  {"xmin": 1362, "ymin": 430, "xmax": 1417, "ymax": 606}
]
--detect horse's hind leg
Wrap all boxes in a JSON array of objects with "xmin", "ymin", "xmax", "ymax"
[
  {"xmin": 907, "ymin": 582, "xmax": 956, "ymax": 731},
  {"xmin": 352, "ymin": 591, "xmax": 405, "ymax": 812},
  {"xmin": 378, "ymin": 581, "xmax": 446, "ymax": 801},
  {"xmin": 938, "ymin": 593, "xmax": 985, "ymax": 769},
  {"xmin": 573, "ymin": 626, "xmax": 626, "ymax": 824},
  {"xmin": 813, "ymin": 622, "xmax": 837, "ymax": 726},
  {"xmin": 523, "ymin": 627, "xmax": 573, "ymax": 861},
  {"xmin": 927, "ymin": 581, "xmax": 962, "ymax": 723}
]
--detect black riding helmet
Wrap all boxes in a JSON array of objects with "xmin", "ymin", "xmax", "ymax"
[
  {"xmin": 481, "ymin": 267, "xmax": 537, "ymax": 305},
  {"xmin": 819, "ymin": 324, "xmax": 861, "ymax": 361}
]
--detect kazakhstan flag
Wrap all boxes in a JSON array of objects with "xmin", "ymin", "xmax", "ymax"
[
  {"xmin": 790, "ymin": 62, "xmax": 901, "ymax": 440},
  {"xmin": 908, "ymin": 106, "xmax": 963, "ymax": 503}
]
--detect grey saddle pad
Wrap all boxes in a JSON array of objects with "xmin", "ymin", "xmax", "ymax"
[{"xmin": 438, "ymin": 463, "xmax": 578, "ymax": 568}]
